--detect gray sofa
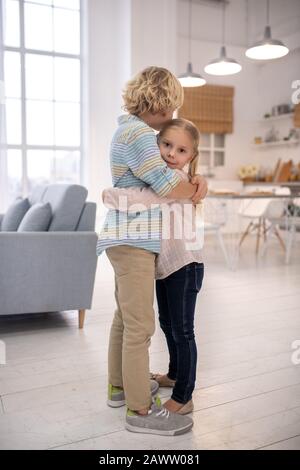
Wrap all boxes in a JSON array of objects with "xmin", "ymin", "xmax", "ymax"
[{"xmin": 0, "ymin": 184, "xmax": 98, "ymax": 328}]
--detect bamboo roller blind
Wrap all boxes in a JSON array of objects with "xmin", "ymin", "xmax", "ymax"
[
  {"xmin": 178, "ymin": 84, "xmax": 234, "ymax": 134},
  {"xmin": 294, "ymin": 103, "xmax": 300, "ymax": 128}
]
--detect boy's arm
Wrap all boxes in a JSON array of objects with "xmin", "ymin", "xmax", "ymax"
[{"xmin": 126, "ymin": 126, "xmax": 198, "ymax": 200}]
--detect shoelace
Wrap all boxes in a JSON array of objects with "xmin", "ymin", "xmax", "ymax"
[{"xmin": 155, "ymin": 408, "xmax": 170, "ymax": 419}]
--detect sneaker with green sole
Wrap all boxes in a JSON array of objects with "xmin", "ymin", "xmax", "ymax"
[
  {"xmin": 125, "ymin": 396, "xmax": 193, "ymax": 436},
  {"xmin": 107, "ymin": 379, "xmax": 159, "ymax": 408}
]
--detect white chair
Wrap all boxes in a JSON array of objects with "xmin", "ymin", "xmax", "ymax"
[
  {"xmin": 204, "ymin": 221, "xmax": 230, "ymax": 266},
  {"xmin": 202, "ymin": 199, "xmax": 229, "ymax": 266},
  {"xmin": 260, "ymin": 187, "xmax": 291, "ymax": 257},
  {"xmin": 238, "ymin": 187, "xmax": 275, "ymax": 255}
]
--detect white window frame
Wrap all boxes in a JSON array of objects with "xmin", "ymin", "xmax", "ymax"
[
  {"xmin": 4, "ymin": 0, "xmax": 84, "ymax": 196},
  {"xmin": 199, "ymin": 133, "xmax": 226, "ymax": 170}
]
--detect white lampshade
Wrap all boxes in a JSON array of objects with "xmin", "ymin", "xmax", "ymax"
[
  {"xmin": 179, "ymin": 62, "xmax": 206, "ymax": 88},
  {"xmin": 245, "ymin": 26, "xmax": 289, "ymax": 60},
  {"xmin": 205, "ymin": 46, "xmax": 242, "ymax": 76}
]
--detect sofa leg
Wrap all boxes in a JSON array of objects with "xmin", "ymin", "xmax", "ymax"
[{"xmin": 78, "ymin": 309, "xmax": 86, "ymax": 329}]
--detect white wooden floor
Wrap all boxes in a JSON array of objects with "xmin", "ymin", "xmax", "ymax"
[{"xmin": 0, "ymin": 236, "xmax": 300, "ymax": 450}]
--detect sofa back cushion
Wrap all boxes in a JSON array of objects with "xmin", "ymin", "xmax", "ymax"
[
  {"xmin": 43, "ymin": 184, "xmax": 87, "ymax": 231},
  {"xmin": 1, "ymin": 198, "xmax": 30, "ymax": 231},
  {"xmin": 28, "ymin": 185, "xmax": 47, "ymax": 206},
  {"xmin": 17, "ymin": 202, "xmax": 52, "ymax": 232},
  {"xmin": 76, "ymin": 202, "xmax": 97, "ymax": 231}
]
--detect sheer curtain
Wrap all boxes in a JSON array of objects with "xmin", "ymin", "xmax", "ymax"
[{"xmin": 0, "ymin": 0, "xmax": 9, "ymax": 213}]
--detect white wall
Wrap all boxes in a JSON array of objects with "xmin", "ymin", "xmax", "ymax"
[
  {"xmin": 177, "ymin": 37, "xmax": 258, "ymax": 180},
  {"xmin": 177, "ymin": 3, "xmax": 300, "ymax": 181},
  {"xmin": 86, "ymin": 0, "xmax": 131, "ymax": 215},
  {"xmin": 86, "ymin": 0, "xmax": 179, "ymax": 226},
  {"xmin": 86, "ymin": 0, "xmax": 300, "ymax": 220},
  {"xmin": 131, "ymin": 0, "xmax": 177, "ymax": 74},
  {"xmin": 250, "ymin": 49, "xmax": 300, "ymax": 174}
]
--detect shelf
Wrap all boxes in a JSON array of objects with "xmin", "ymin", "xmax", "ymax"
[
  {"xmin": 258, "ymin": 113, "xmax": 294, "ymax": 123},
  {"xmin": 243, "ymin": 181, "xmax": 300, "ymax": 187},
  {"xmin": 252, "ymin": 140, "xmax": 300, "ymax": 149}
]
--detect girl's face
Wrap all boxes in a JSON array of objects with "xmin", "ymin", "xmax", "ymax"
[{"xmin": 159, "ymin": 127, "xmax": 195, "ymax": 170}]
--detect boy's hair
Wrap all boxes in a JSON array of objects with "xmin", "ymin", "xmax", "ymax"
[
  {"xmin": 158, "ymin": 118, "xmax": 200, "ymax": 178},
  {"xmin": 122, "ymin": 66, "xmax": 184, "ymax": 115}
]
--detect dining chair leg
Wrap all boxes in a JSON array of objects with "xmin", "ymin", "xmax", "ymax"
[
  {"xmin": 216, "ymin": 228, "xmax": 229, "ymax": 267},
  {"xmin": 261, "ymin": 223, "xmax": 273, "ymax": 257},
  {"xmin": 263, "ymin": 218, "xmax": 267, "ymax": 242},
  {"xmin": 285, "ymin": 225, "xmax": 295, "ymax": 264},
  {"xmin": 256, "ymin": 218, "xmax": 262, "ymax": 255},
  {"xmin": 274, "ymin": 227, "xmax": 286, "ymax": 252},
  {"xmin": 239, "ymin": 221, "xmax": 253, "ymax": 247}
]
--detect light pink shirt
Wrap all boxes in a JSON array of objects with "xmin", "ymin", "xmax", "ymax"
[{"xmin": 103, "ymin": 169, "xmax": 203, "ymax": 280}]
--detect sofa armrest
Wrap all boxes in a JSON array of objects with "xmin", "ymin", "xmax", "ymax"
[
  {"xmin": 0, "ymin": 213, "xmax": 4, "ymax": 231},
  {"xmin": 0, "ymin": 232, "xmax": 98, "ymax": 315}
]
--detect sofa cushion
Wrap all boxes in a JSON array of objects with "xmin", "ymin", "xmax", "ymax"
[
  {"xmin": 1, "ymin": 197, "xmax": 30, "ymax": 231},
  {"xmin": 28, "ymin": 185, "xmax": 47, "ymax": 206},
  {"xmin": 18, "ymin": 202, "xmax": 52, "ymax": 232},
  {"xmin": 43, "ymin": 184, "xmax": 87, "ymax": 231}
]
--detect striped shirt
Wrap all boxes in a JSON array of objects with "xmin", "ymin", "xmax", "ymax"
[{"xmin": 96, "ymin": 114, "xmax": 181, "ymax": 255}]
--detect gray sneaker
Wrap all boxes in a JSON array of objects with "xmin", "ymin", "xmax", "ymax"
[
  {"xmin": 107, "ymin": 379, "xmax": 159, "ymax": 408},
  {"xmin": 125, "ymin": 396, "xmax": 193, "ymax": 436}
]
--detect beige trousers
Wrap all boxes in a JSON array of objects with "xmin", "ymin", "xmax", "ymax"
[{"xmin": 106, "ymin": 245, "xmax": 156, "ymax": 411}]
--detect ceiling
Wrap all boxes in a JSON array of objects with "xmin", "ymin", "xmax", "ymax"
[{"xmin": 178, "ymin": 0, "xmax": 300, "ymax": 48}]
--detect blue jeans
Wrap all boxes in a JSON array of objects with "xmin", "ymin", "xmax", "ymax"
[{"xmin": 156, "ymin": 262, "xmax": 204, "ymax": 404}]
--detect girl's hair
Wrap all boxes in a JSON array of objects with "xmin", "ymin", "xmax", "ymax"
[
  {"xmin": 122, "ymin": 66, "xmax": 184, "ymax": 116},
  {"xmin": 158, "ymin": 118, "xmax": 200, "ymax": 178}
]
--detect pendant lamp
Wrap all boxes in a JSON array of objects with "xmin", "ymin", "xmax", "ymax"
[
  {"xmin": 205, "ymin": 1, "xmax": 242, "ymax": 76},
  {"xmin": 178, "ymin": 0, "xmax": 206, "ymax": 87},
  {"xmin": 245, "ymin": 0, "xmax": 289, "ymax": 60}
]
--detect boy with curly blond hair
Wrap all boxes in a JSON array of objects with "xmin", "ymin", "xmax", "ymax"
[{"xmin": 97, "ymin": 66, "xmax": 207, "ymax": 435}]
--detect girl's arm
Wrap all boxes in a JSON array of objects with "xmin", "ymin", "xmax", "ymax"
[
  {"xmin": 102, "ymin": 186, "xmax": 179, "ymax": 213},
  {"xmin": 169, "ymin": 174, "xmax": 208, "ymax": 202}
]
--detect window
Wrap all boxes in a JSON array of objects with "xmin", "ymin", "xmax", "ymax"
[
  {"xmin": 3, "ymin": 0, "xmax": 82, "ymax": 199},
  {"xmin": 199, "ymin": 133, "xmax": 225, "ymax": 171}
]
